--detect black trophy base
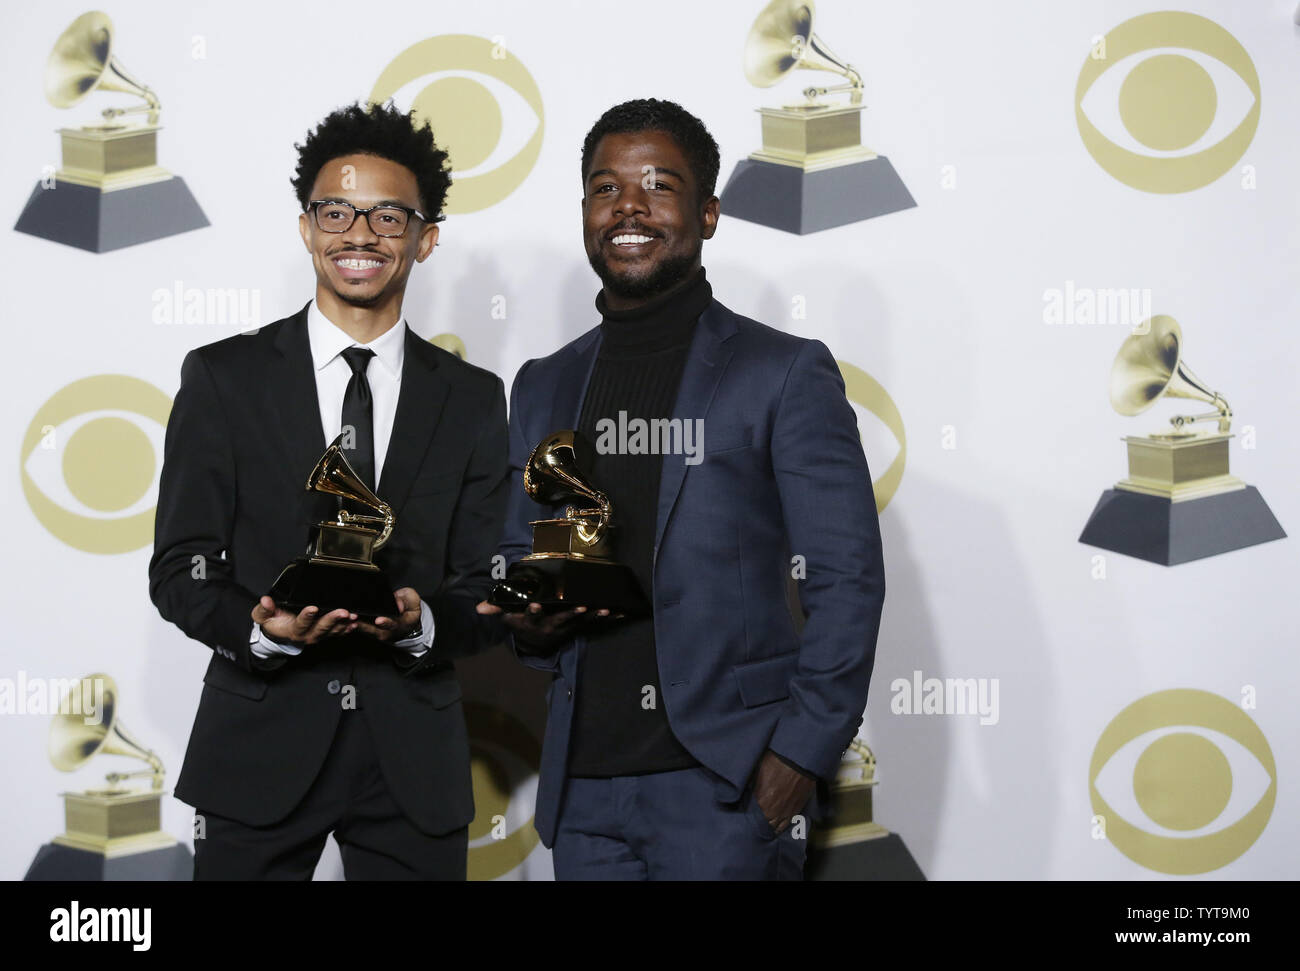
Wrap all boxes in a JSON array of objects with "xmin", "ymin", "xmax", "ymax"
[
  {"xmin": 489, "ymin": 558, "xmax": 649, "ymax": 615},
  {"xmin": 268, "ymin": 558, "xmax": 399, "ymax": 621},
  {"xmin": 719, "ymin": 155, "xmax": 916, "ymax": 235},
  {"xmin": 24, "ymin": 842, "xmax": 193, "ymax": 881},
  {"xmin": 805, "ymin": 832, "xmax": 925, "ymax": 881},
  {"xmin": 1079, "ymin": 486, "xmax": 1286, "ymax": 566},
  {"xmin": 13, "ymin": 176, "xmax": 209, "ymax": 253}
]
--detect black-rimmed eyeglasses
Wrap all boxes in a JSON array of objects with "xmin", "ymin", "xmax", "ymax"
[{"xmin": 307, "ymin": 200, "xmax": 428, "ymax": 237}]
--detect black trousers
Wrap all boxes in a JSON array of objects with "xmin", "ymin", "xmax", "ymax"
[{"xmin": 192, "ymin": 708, "xmax": 467, "ymax": 880}]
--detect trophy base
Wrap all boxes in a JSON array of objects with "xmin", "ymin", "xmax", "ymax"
[
  {"xmin": 13, "ymin": 175, "xmax": 209, "ymax": 253},
  {"xmin": 267, "ymin": 558, "xmax": 399, "ymax": 621},
  {"xmin": 805, "ymin": 831, "xmax": 925, "ymax": 881},
  {"xmin": 488, "ymin": 557, "xmax": 649, "ymax": 614},
  {"xmin": 24, "ymin": 841, "xmax": 193, "ymax": 881},
  {"xmin": 719, "ymin": 155, "xmax": 916, "ymax": 235},
  {"xmin": 1079, "ymin": 485, "xmax": 1285, "ymax": 565}
]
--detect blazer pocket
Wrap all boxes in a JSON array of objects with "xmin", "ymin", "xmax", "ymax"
[
  {"xmin": 703, "ymin": 426, "xmax": 754, "ymax": 455},
  {"xmin": 203, "ymin": 661, "xmax": 268, "ymax": 701},
  {"xmin": 732, "ymin": 651, "xmax": 798, "ymax": 708}
]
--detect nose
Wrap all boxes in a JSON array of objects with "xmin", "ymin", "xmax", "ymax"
[{"xmin": 613, "ymin": 180, "xmax": 650, "ymax": 220}]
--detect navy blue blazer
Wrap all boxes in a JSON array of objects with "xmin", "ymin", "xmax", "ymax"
[{"xmin": 501, "ymin": 298, "xmax": 885, "ymax": 847}]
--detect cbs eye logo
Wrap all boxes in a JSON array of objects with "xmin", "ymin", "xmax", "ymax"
[
  {"xmin": 21, "ymin": 376, "xmax": 172, "ymax": 554},
  {"xmin": 1090, "ymin": 689, "xmax": 1275, "ymax": 875},
  {"xmin": 464, "ymin": 702, "xmax": 542, "ymax": 880},
  {"xmin": 1075, "ymin": 11, "xmax": 1260, "ymax": 193},
  {"xmin": 837, "ymin": 360, "xmax": 905, "ymax": 513},
  {"xmin": 371, "ymin": 35, "xmax": 544, "ymax": 214}
]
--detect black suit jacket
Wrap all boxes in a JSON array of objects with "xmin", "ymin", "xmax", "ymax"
[{"xmin": 148, "ymin": 304, "xmax": 509, "ymax": 834}]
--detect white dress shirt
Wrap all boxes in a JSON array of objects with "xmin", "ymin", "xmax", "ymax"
[{"xmin": 250, "ymin": 300, "xmax": 433, "ymax": 659}]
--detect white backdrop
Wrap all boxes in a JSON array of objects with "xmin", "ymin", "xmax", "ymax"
[{"xmin": 2, "ymin": 0, "xmax": 1297, "ymax": 880}]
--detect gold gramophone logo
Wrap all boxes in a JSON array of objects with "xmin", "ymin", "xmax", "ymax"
[
  {"xmin": 370, "ymin": 35, "xmax": 543, "ymax": 214},
  {"xmin": 1075, "ymin": 11, "xmax": 1260, "ymax": 193},
  {"xmin": 1090, "ymin": 690, "xmax": 1275, "ymax": 875},
  {"xmin": 720, "ymin": 0, "xmax": 915, "ymax": 234},
  {"xmin": 14, "ymin": 11, "xmax": 209, "ymax": 251},
  {"xmin": 22, "ymin": 375, "xmax": 171, "ymax": 554},
  {"xmin": 1078, "ymin": 316, "xmax": 1284, "ymax": 564}
]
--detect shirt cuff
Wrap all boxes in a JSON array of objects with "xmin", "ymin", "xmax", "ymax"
[
  {"xmin": 392, "ymin": 600, "xmax": 434, "ymax": 657},
  {"xmin": 249, "ymin": 622, "xmax": 303, "ymax": 659}
]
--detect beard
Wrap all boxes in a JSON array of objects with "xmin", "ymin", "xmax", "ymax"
[{"xmin": 588, "ymin": 243, "xmax": 700, "ymax": 301}]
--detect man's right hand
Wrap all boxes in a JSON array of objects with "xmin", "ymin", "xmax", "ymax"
[
  {"xmin": 476, "ymin": 600, "xmax": 610, "ymax": 651},
  {"xmin": 251, "ymin": 596, "xmax": 358, "ymax": 647}
]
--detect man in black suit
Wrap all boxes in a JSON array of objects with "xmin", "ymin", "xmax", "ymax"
[{"xmin": 149, "ymin": 103, "xmax": 508, "ymax": 880}]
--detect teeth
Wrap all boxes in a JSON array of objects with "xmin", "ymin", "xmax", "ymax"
[
  {"xmin": 336, "ymin": 258, "xmax": 384, "ymax": 269},
  {"xmin": 612, "ymin": 234, "xmax": 654, "ymax": 245}
]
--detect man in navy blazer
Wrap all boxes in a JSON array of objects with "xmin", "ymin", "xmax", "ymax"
[{"xmin": 478, "ymin": 100, "xmax": 884, "ymax": 880}]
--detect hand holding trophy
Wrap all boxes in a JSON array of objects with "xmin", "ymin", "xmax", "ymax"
[
  {"xmin": 266, "ymin": 433, "xmax": 401, "ymax": 622},
  {"xmin": 488, "ymin": 430, "xmax": 649, "ymax": 615}
]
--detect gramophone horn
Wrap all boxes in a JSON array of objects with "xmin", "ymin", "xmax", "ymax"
[
  {"xmin": 48, "ymin": 673, "xmax": 164, "ymax": 787},
  {"xmin": 44, "ymin": 11, "xmax": 160, "ymax": 122},
  {"xmin": 307, "ymin": 435, "xmax": 394, "ymax": 549},
  {"xmin": 524, "ymin": 431, "xmax": 611, "ymax": 545},
  {"xmin": 743, "ymin": 0, "xmax": 863, "ymax": 94},
  {"xmin": 1109, "ymin": 315, "xmax": 1231, "ymax": 432}
]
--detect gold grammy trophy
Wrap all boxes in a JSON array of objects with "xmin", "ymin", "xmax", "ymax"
[
  {"xmin": 13, "ymin": 10, "xmax": 208, "ymax": 252},
  {"xmin": 489, "ymin": 430, "xmax": 649, "ymax": 613},
  {"xmin": 803, "ymin": 737, "xmax": 925, "ymax": 880},
  {"xmin": 267, "ymin": 433, "xmax": 400, "ymax": 620},
  {"xmin": 24, "ymin": 674, "xmax": 193, "ymax": 880},
  {"xmin": 1079, "ymin": 316, "xmax": 1284, "ymax": 565},
  {"xmin": 719, "ymin": 0, "xmax": 915, "ymax": 234},
  {"xmin": 812, "ymin": 739, "xmax": 887, "ymax": 848}
]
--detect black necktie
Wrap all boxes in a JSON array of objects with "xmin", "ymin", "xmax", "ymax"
[{"xmin": 340, "ymin": 347, "xmax": 376, "ymax": 492}]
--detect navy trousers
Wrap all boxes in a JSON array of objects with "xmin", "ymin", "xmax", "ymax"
[{"xmin": 552, "ymin": 765, "xmax": 808, "ymax": 880}]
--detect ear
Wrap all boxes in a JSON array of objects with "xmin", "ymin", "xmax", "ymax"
[
  {"xmin": 415, "ymin": 221, "xmax": 440, "ymax": 263},
  {"xmin": 298, "ymin": 210, "xmax": 312, "ymax": 251},
  {"xmin": 700, "ymin": 194, "xmax": 720, "ymax": 240}
]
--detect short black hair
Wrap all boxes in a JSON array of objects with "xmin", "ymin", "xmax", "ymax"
[
  {"xmin": 581, "ymin": 99, "xmax": 721, "ymax": 201},
  {"xmin": 291, "ymin": 101, "xmax": 452, "ymax": 222}
]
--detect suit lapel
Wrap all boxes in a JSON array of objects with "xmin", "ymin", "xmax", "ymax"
[
  {"xmin": 271, "ymin": 304, "xmax": 331, "ymax": 499},
  {"xmin": 376, "ymin": 327, "xmax": 451, "ymax": 513},
  {"xmin": 654, "ymin": 301, "xmax": 737, "ymax": 550},
  {"xmin": 560, "ymin": 328, "xmax": 603, "ymax": 431}
]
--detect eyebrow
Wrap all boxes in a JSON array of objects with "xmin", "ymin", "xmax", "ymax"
[
  {"xmin": 315, "ymin": 196, "xmax": 415, "ymax": 209},
  {"xmin": 586, "ymin": 166, "xmax": 686, "ymax": 184}
]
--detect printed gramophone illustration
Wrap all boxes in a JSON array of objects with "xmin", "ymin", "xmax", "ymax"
[
  {"xmin": 14, "ymin": 10, "xmax": 208, "ymax": 253},
  {"xmin": 1078, "ymin": 316, "xmax": 1285, "ymax": 565},
  {"xmin": 25, "ymin": 674, "xmax": 192, "ymax": 880},
  {"xmin": 489, "ymin": 430, "xmax": 649, "ymax": 613},
  {"xmin": 268, "ymin": 433, "xmax": 401, "ymax": 621},
  {"xmin": 719, "ymin": 0, "xmax": 915, "ymax": 234}
]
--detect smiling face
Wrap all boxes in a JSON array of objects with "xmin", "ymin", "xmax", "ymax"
[
  {"xmin": 582, "ymin": 131, "xmax": 719, "ymax": 307},
  {"xmin": 298, "ymin": 152, "xmax": 438, "ymax": 317}
]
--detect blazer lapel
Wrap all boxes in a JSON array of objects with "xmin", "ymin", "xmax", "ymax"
[
  {"xmin": 376, "ymin": 326, "xmax": 450, "ymax": 513},
  {"xmin": 560, "ymin": 328, "xmax": 603, "ymax": 431},
  {"xmin": 654, "ymin": 301, "xmax": 737, "ymax": 550},
  {"xmin": 271, "ymin": 304, "xmax": 331, "ymax": 498}
]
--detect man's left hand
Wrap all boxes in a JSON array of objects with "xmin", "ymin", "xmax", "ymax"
[
  {"xmin": 753, "ymin": 749, "xmax": 817, "ymax": 835},
  {"xmin": 355, "ymin": 587, "xmax": 423, "ymax": 643}
]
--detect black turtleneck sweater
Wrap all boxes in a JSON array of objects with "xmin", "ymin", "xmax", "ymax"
[{"xmin": 567, "ymin": 268, "xmax": 712, "ymax": 777}]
